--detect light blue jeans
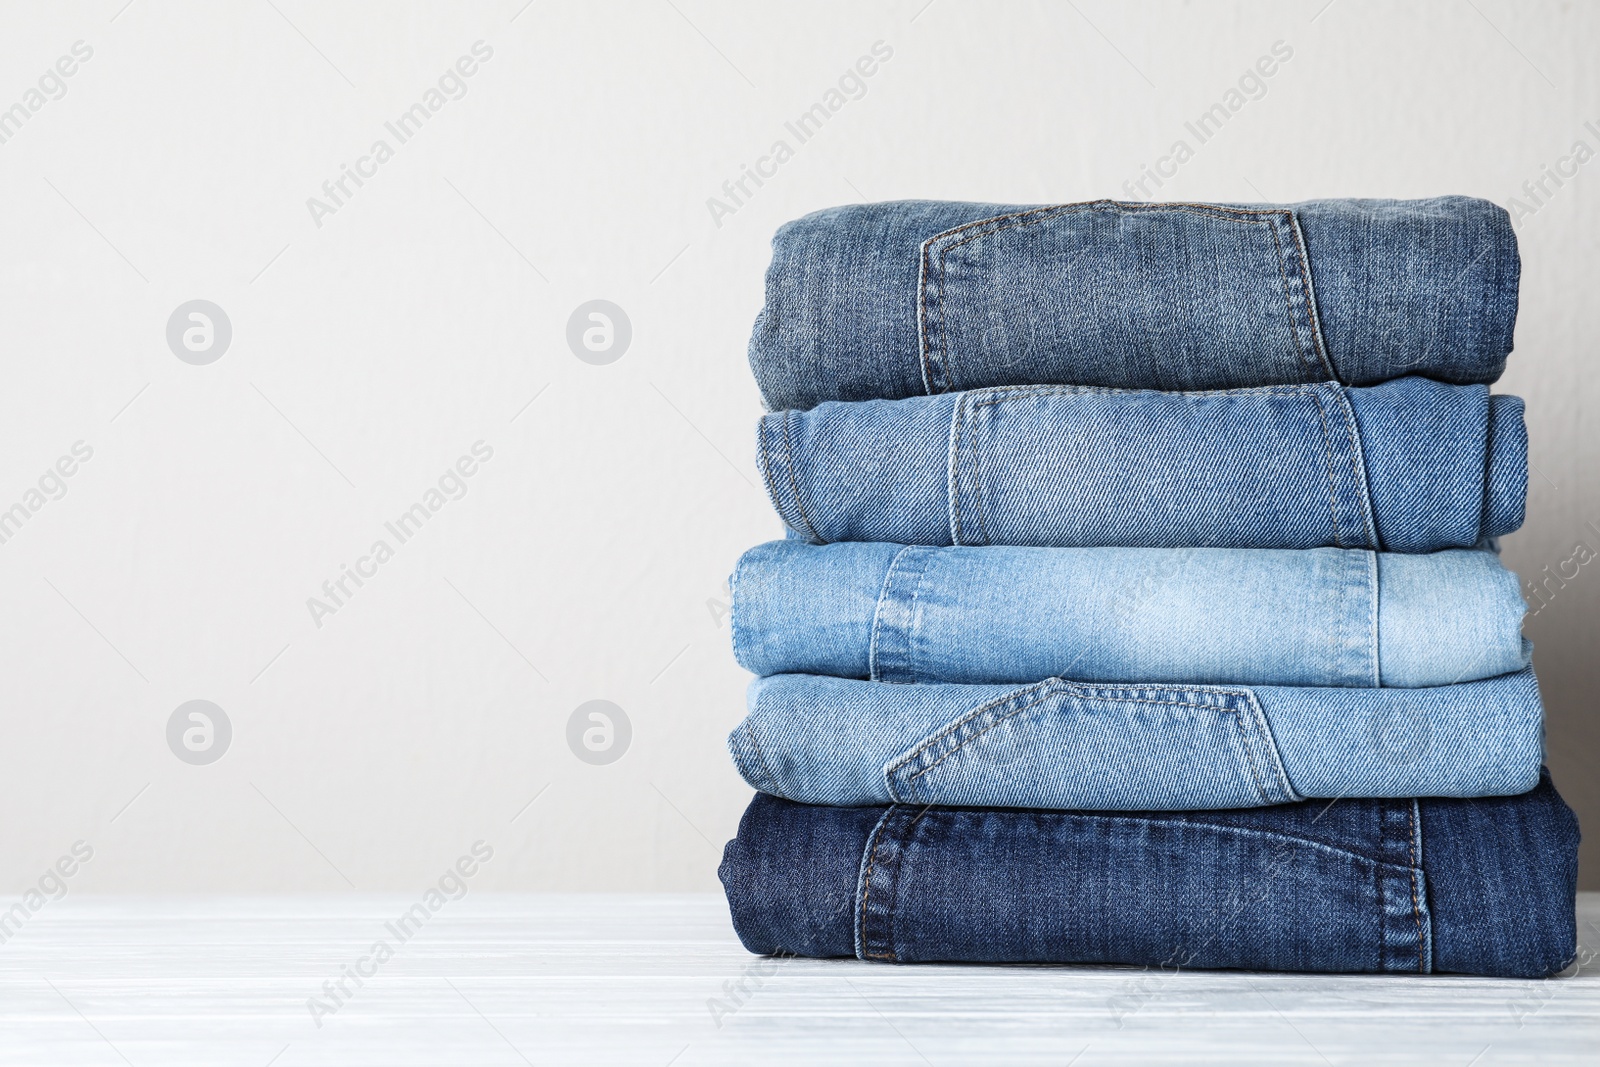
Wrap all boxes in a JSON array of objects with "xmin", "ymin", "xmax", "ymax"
[
  {"xmin": 730, "ymin": 668, "xmax": 1544, "ymax": 811},
  {"xmin": 760, "ymin": 377, "xmax": 1525, "ymax": 553},
  {"xmin": 731, "ymin": 541, "xmax": 1529, "ymax": 688}
]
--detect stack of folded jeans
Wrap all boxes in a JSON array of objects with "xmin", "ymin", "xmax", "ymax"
[{"xmin": 718, "ymin": 198, "xmax": 1580, "ymax": 978}]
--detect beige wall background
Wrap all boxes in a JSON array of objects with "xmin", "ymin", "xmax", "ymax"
[{"xmin": 0, "ymin": 0, "xmax": 1594, "ymax": 895}]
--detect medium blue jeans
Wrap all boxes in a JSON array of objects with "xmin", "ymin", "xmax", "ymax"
[
  {"xmin": 732, "ymin": 541, "xmax": 1529, "ymax": 687},
  {"xmin": 759, "ymin": 378, "xmax": 1525, "ymax": 552},
  {"xmin": 719, "ymin": 770, "xmax": 1578, "ymax": 978},
  {"xmin": 731, "ymin": 669, "xmax": 1544, "ymax": 810},
  {"xmin": 749, "ymin": 198, "xmax": 1519, "ymax": 411}
]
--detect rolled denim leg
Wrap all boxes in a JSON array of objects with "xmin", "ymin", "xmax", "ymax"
[
  {"xmin": 718, "ymin": 792, "xmax": 876, "ymax": 959},
  {"xmin": 749, "ymin": 198, "xmax": 1518, "ymax": 410},
  {"xmin": 759, "ymin": 380, "xmax": 1524, "ymax": 551},
  {"xmin": 731, "ymin": 540, "xmax": 1530, "ymax": 687},
  {"xmin": 1346, "ymin": 379, "xmax": 1528, "ymax": 550},
  {"xmin": 733, "ymin": 670, "xmax": 1545, "ymax": 811},
  {"xmin": 1422, "ymin": 769, "xmax": 1580, "ymax": 977},
  {"xmin": 718, "ymin": 771, "xmax": 1578, "ymax": 977}
]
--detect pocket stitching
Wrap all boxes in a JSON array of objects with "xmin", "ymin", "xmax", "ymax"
[
  {"xmin": 920, "ymin": 201, "xmax": 1315, "ymax": 394},
  {"xmin": 894, "ymin": 682, "xmax": 1274, "ymax": 804}
]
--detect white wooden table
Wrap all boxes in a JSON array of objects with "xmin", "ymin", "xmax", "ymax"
[{"xmin": 0, "ymin": 893, "xmax": 1594, "ymax": 1065}]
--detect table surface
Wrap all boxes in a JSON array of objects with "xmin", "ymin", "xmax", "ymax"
[{"xmin": 0, "ymin": 893, "xmax": 1594, "ymax": 1065}]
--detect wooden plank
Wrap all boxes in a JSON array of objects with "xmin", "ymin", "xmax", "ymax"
[{"xmin": 0, "ymin": 893, "xmax": 1593, "ymax": 1064}]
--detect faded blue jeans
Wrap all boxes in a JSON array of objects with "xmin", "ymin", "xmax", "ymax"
[
  {"xmin": 731, "ymin": 668, "xmax": 1544, "ymax": 810},
  {"xmin": 759, "ymin": 378, "xmax": 1525, "ymax": 552},
  {"xmin": 749, "ymin": 198, "xmax": 1519, "ymax": 411},
  {"xmin": 731, "ymin": 541, "xmax": 1529, "ymax": 687},
  {"xmin": 719, "ymin": 769, "xmax": 1578, "ymax": 978}
]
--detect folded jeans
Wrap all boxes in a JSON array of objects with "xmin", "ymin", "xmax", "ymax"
[
  {"xmin": 732, "ymin": 540, "xmax": 1530, "ymax": 687},
  {"xmin": 732, "ymin": 669, "xmax": 1545, "ymax": 810},
  {"xmin": 759, "ymin": 377, "xmax": 1526, "ymax": 552},
  {"xmin": 719, "ymin": 769, "xmax": 1578, "ymax": 978},
  {"xmin": 749, "ymin": 197, "xmax": 1519, "ymax": 411}
]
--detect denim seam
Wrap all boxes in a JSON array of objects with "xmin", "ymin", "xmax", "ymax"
[
  {"xmin": 854, "ymin": 807, "xmax": 899, "ymax": 961},
  {"xmin": 1284, "ymin": 211, "xmax": 1337, "ymax": 379},
  {"xmin": 1477, "ymin": 391, "xmax": 1500, "ymax": 542},
  {"xmin": 754, "ymin": 416, "xmax": 784, "ymax": 528},
  {"xmin": 757, "ymin": 415, "xmax": 820, "ymax": 544},
  {"xmin": 858, "ymin": 806, "xmax": 925, "ymax": 962},
  {"xmin": 919, "ymin": 200, "xmax": 1322, "ymax": 395},
  {"xmin": 890, "ymin": 679, "xmax": 1053, "ymax": 787},
  {"xmin": 967, "ymin": 383, "xmax": 1323, "ymax": 403},
  {"xmin": 1411, "ymin": 797, "xmax": 1436, "ymax": 972},
  {"xmin": 1365, "ymin": 550, "xmax": 1381, "ymax": 687},
  {"xmin": 914, "ymin": 216, "xmax": 936, "ymax": 397},
  {"xmin": 898, "ymin": 686, "xmax": 1061, "ymax": 791},
  {"xmin": 728, "ymin": 557, "xmax": 746, "ymax": 674},
  {"xmin": 1408, "ymin": 800, "xmax": 1432, "ymax": 973},
  {"xmin": 868, "ymin": 545, "xmax": 930, "ymax": 683},
  {"xmin": 1327, "ymin": 385, "xmax": 1381, "ymax": 549},
  {"xmin": 1263, "ymin": 218, "xmax": 1320, "ymax": 379},
  {"xmin": 948, "ymin": 395, "xmax": 993, "ymax": 546},
  {"xmin": 1234, "ymin": 690, "xmax": 1301, "ymax": 805},
  {"xmin": 884, "ymin": 809, "xmax": 919, "ymax": 960},
  {"xmin": 946, "ymin": 395, "xmax": 964, "ymax": 545},
  {"xmin": 867, "ymin": 545, "xmax": 912, "ymax": 681},
  {"xmin": 1015, "ymin": 811, "xmax": 1415, "ymax": 869},
  {"xmin": 1308, "ymin": 387, "xmax": 1352, "ymax": 549},
  {"xmin": 738, "ymin": 722, "xmax": 778, "ymax": 796},
  {"xmin": 966, "ymin": 399, "xmax": 994, "ymax": 547},
  {"xmin": 920, "ymin": 204, "xmax": 1101, "ymax": 395},
  {"xmin": 1218, "ymin": 694, "xmax": 1274, "ymax": 806},
  {"xmin": 779, "ymin": 410, "xmax": 823, "ymax": 543}
]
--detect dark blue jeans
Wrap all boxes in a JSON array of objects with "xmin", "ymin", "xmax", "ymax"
[
  {"xmin": 719, "ymin": 770, "xmax": 1578, "ymax": 978},
  {"xmin": 749, "ymin": 198, "xmax": 1519, "ymax": 411}
]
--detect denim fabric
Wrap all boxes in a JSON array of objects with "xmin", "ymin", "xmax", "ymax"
[
  {"xmin": 731, "ymin": 669, "xmax": 1545, "ymax": 810},
  {"xmin": 732, "ymin": 541, "xmax": 1529, "ymax": 687},
  {"xmin": 718, "ymin": 770, "xmax": 1578, "ymax": 977},
  {"xmin": 758, "ymin": 377, "xmax": 1526, "ymax": 552},
  {"xmin": 749, "ymin": 198, "xmax": 1520, "ymax": 411}
]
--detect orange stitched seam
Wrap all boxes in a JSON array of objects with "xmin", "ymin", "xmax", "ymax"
[{"xmin": 857, "ymin": 817, "xmax": 891, "ymax": 960}]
